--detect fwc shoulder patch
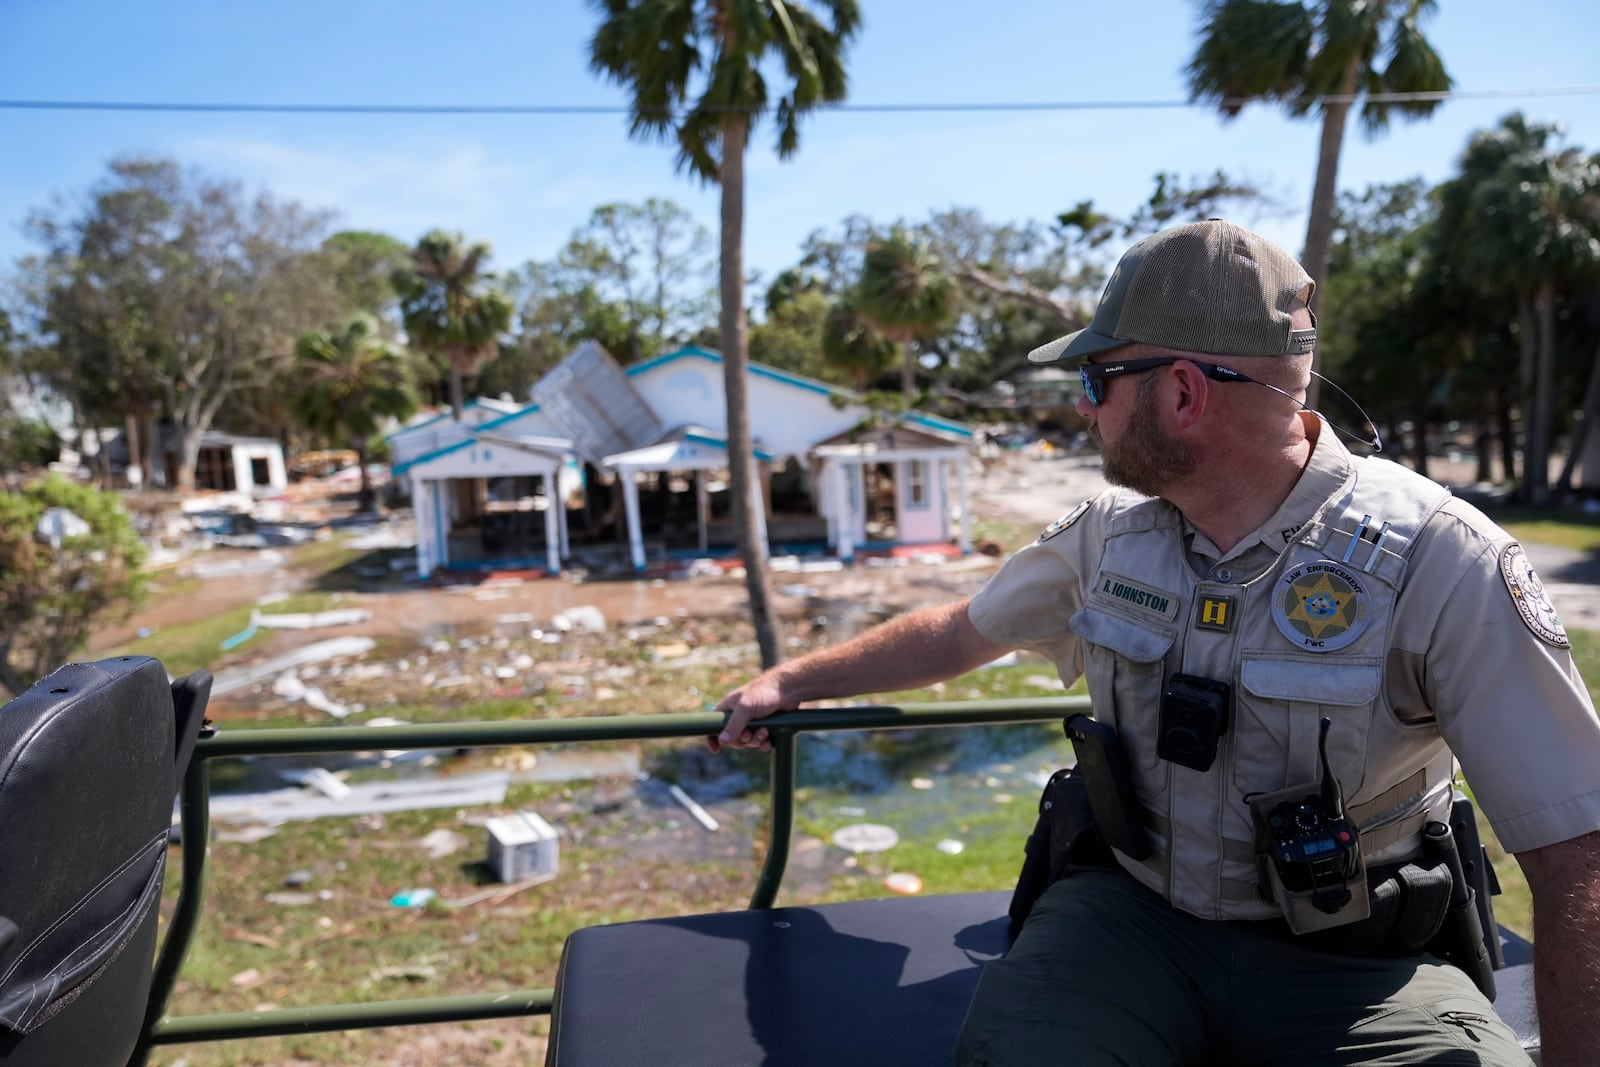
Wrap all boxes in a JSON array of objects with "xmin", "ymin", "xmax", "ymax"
[
  {"xmin": 1499, "ymin": 543, "xmax": 1569, "ymax": 648},
  {"xmin": 1038, "ymin": 500, "xmax": 1092, "ymax": 543}
]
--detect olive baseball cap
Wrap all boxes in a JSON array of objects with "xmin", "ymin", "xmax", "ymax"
[{"xmin": 1028, "ymin": 219, "xmax": 1317, "ymax": 365}]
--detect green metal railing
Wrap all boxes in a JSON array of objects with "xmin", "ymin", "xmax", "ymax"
[{"xmin": 132, "ymin": 696, "xmax": 1090, "ymax": 1062}]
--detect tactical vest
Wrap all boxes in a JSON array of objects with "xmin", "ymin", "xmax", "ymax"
[{"xmin": 1069, "ymin": 458, "xmax": 1457, "ymax": 921}]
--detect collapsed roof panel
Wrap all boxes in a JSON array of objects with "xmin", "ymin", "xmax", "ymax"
[{"xmin": 531, "ymin": 341, "xmax": 666, "ymax": 466}]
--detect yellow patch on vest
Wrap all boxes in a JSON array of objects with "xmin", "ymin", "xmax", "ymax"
[{"xmin": 1194, "ymin": 595, "xmax": 1235, "ymax": 633}]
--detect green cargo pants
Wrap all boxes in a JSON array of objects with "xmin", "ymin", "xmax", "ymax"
[{"xmin": 956, "ymin": 870, "xmax": 1531, "ymax": 1066}]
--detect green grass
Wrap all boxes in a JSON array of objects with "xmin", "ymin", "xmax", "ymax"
[
  {"xmin": 103, "ymin": 591, "xmax": 348, "ymax": 678},
  {"xmin": 968, "ymin": 514, "xmax": 1038, "ymax": 554},
  {"xmin": 1479, "ymin": 502, "xmax": 1600, "ymax": 553}
]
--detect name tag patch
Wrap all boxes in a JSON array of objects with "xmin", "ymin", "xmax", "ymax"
[
  {"xmin": 1096, "ymin": 572, "xmax": 1179, "ymax": 622},
  {"xmin": 1272, "ymin": 560, "xmax": 1369, "ymax": 652}
]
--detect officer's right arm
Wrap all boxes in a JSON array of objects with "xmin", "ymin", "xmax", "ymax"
[{"xmin": 710, "ymin": 599, "xmax": 1009, "ymax": 752}]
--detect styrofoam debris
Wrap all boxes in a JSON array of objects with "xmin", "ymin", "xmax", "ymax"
[{"xmin": 832, "ymin": 823, "xmax": 899, "ymax": 853}]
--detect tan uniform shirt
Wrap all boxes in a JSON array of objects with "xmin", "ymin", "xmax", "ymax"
[{"xmin": 970, "ymin": 419, "xmax": 1600, "ymax": 911}]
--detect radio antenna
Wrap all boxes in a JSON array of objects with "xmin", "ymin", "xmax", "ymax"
[{"xmin": 1317, "ymin": 717, "xmax": 1343, "ymax": 820}]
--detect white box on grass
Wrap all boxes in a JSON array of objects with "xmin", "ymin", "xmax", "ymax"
[{"xmin": 485, "ymin": 810, "xmax": 560, "ymax": 883}]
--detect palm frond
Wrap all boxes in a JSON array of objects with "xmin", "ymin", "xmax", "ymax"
[
  {"xmin": 1186, "ymin": 0, "xmax": 1313, "ymax": 116},
  {"xmin": 1359, "ymin": 10, "xmax": 1451, "ymax": 134}
]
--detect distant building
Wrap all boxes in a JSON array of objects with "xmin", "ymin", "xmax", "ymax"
[
  {"xmin": 390, "ymin": 343, "xmax": 975, "ymax": 578},
  {"xmin": 169, "ymin": 432, "xmax": 288, "ymax": 495}
]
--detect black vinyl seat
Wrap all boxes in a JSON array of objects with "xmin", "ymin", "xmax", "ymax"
[
  {"xmin": 546, "ymin": 798, "xmax": 1543, "ymax": 1066},
  {"xmin": 547, "ymin": 891, "xmax": 1015, "ymax": 1067},
  {"xmin": 0, "ymin": 656, "xmax": 209, "ymax": 1067}
]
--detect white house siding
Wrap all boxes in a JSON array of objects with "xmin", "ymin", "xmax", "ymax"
[
  {"xmin": 398, "ymin": 424, "xmax": 572, "ymax": 580},
  {"xmin": 627, "ymin": 349, "xmax": 863, "ymax": 459},
  {"xmin": 387, "ymin": 398, "xmax": 528, "ymax": 468},
  {"xmin": 230, "ymin": 440, "xmax": 287, "ymax": 492}
]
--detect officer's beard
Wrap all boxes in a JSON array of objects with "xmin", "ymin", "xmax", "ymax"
[{"xmin": 1096, "ymin": 379, "xmax": 1198, "ymax": 497}]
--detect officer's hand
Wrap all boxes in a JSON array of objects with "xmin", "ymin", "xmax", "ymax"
[{"xmin": 709, "ymin": 672, "xmax": 787, "ymax": 754}]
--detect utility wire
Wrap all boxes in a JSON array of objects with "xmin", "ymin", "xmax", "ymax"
[{"xmin": 2, "ymin": 85, "xmax": 1599, "ymax": 115}]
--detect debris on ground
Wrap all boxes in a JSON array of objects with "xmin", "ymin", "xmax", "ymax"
[
  {"xmin": 883, "ymin": 871, "xmax": 923, "ymax": 895},
  {"xmin": 832, "ymin": 824, "xmax": 899, "ymax": 854},
  {"xmin": 667, "ymin": 784, "xmax": 719, "ymax": 832}
]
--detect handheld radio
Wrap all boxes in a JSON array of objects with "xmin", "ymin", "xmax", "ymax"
[{"xmin": 1249, "ymin": 717, "xmax": 1368, "ymax": 933}]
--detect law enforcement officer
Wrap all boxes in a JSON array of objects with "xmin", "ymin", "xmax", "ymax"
[{"xmin": 712, "ymin": 219, "xmax": 1600, "ymax": 1066}]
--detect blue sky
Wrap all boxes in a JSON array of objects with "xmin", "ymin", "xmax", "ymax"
[{"xmin": 2, "ymin": 0, "xmax": 1597, "ymax": 294}]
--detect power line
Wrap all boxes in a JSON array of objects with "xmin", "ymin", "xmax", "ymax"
[{"xmin": 2, "ymin": 85, "xmax": 1599, "ymax": 116}]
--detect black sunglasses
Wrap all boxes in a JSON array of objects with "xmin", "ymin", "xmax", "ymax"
[
  {"xmin": 1078, "ymin": 357, "xmax": 1260, "ymax": 406},
  {"xmin": 1078, "ymin": 355, "xmax": 1384, "ymax": 452}
]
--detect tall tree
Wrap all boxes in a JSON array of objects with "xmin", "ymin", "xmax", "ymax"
[
  {"xmin": 558, "ymin": 199, "xmax": 714, "ymax": 361},
  {"xmin": 395, "ymin": 230, "xmax": 514, "ymax": 421},
  {"xmin": 23, "ymin": 156, "xmax": 338, "ymax": 490},
  {"xmin": 589, "ymin": 0, "xmax": 861, "ymax": 670},
  {"xmin": 820, "ymin": 294, "xmax": 896, "ymax": 390},
  {"xmin": 1320, "ymin": 179, "xmax": 1448, "ymax": 471},
  {"xmin": 318, "ymin": 230, "xmax": 414, "ymax": 321},
  {"xmin": 1187, "ymin": 0, "xmax": 1452, "ymax": 401},
  {"xmin": 751, "ymin": 269, "xmax": 847, "ymax": 383},
  {"xmin": 1434, "ymin": 114, "xmax": 1600, "ymax": 504},
  {"xmin": 853, "ymin": 228, "xmax": 957, "ymax": 402},
  {"xmin": 290, "ymin": 315, "xmax": 420, "ymax": 511}
]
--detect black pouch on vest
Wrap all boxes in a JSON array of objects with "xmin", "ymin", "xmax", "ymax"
[
  {"xmin": 1297, "ymin": 857, "xmax": 1453, "ymax": 957},
  {"xmin": 1008, "ymin": 766, "xmax": 1117, "ymax": 934}
]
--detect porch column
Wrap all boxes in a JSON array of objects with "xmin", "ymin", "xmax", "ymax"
[
  {"xmin": 955, "ymin": 454, "xmax": 973, "ymax": 553},
  {"xmin": 433, "ymin": 480, "xmax": 452, "ymax": 568},
  {"xmin": 557, "ymin": 463, "xmax": 571, "ymax": 558},
  {"xmin": 750, "ymin": 473, "xmax": 769, "ymax": 559},
  {"xmin": 543, "ymin": 471, "xmax": 562, "ymax": 575},
  {"xmin": 695, "ymin": 470, "xmax": 709, "ymax": 553},
  {"xmin": 413, "ymin": 477, "xmax": 434, "ymax": 578},
  {"xmin": 266, "ymin": 448, "xmax": 287, "ymax": 489},
  {"xmin": 621, "ymin": 470, "xmax": 646, "ymax": 572},
  {"xmin": 833, "ymin": 461, "xmax": 855, "ymax": 564},
  {"xmin": 232, "ymin": 448, "xmax": 253, "ymax": 494}
]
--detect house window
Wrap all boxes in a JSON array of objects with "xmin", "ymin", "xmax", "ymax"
[{"xmin": 906, "ymin": 460, "xmax": 929, "ymax": 510}]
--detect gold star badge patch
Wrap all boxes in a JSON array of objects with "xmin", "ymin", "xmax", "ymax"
[{"xmin": 1272, "ymin": 560, "xmax": 1370, "ymax": 652}]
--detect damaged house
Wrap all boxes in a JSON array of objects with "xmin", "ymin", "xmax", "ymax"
[{"xmin": 390, "ymin": 342, "xmax": 974, "ymax": 579}]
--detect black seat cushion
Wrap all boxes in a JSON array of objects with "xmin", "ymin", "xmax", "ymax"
[
  {"xmin": 0, "ymin": 656, "xmax": 177, "ymax": 1062},
  {"xmin": 547, "ymin": 890, "xmax": 1013, "ymax": 1067}
]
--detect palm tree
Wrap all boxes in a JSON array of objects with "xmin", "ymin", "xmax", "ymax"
[
  {"xmin": 395, "ymin": 230, "xmax": 514, "ymax": 421},
  {"xmin": 854, "ymin": 229, "xmax": 957, "ymax": 402},
  {"xmin": 291, "ymin": 315, "xmax": 420, "ymax": 511},
  {"xmin": 1187, "ymin": 0, "xmax": 1451, "ymax": 402},
  {"xmin": 820, "ymin": 295, "xmax": 897, "ymax": 391},
  {"xmin": 589, "ymin": 0, "xmax": 861, "ymax": 669},
  {"xmin": 1434, "ymin": 114, "xmax": 1600, "ymax": 504}
]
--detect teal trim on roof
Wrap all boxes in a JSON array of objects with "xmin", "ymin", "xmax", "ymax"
[
  {"xmin": 898, "ymin": 411, "xmax": 974, "ymax": 439},
  {"xmin": 392, "ymin": 438, "xmax": 473, "ymax": 475},
  {"xmin": 385, "ymin": 398, "xmax": 523, "ymax": 441},
  {"xmin": 477, "ymin": 402, "xmax": 545, "ymax": 431},
  {"xmin": 627, "ymin": 345, "xmax": 849, "ymax": 399},
  {"xmin": 386, "ymin": 408, "xmax": 450, "ymax": 442},
  {"xmin": 683, "ymin": 430, "xmax": 774, "ymax": 462}
]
